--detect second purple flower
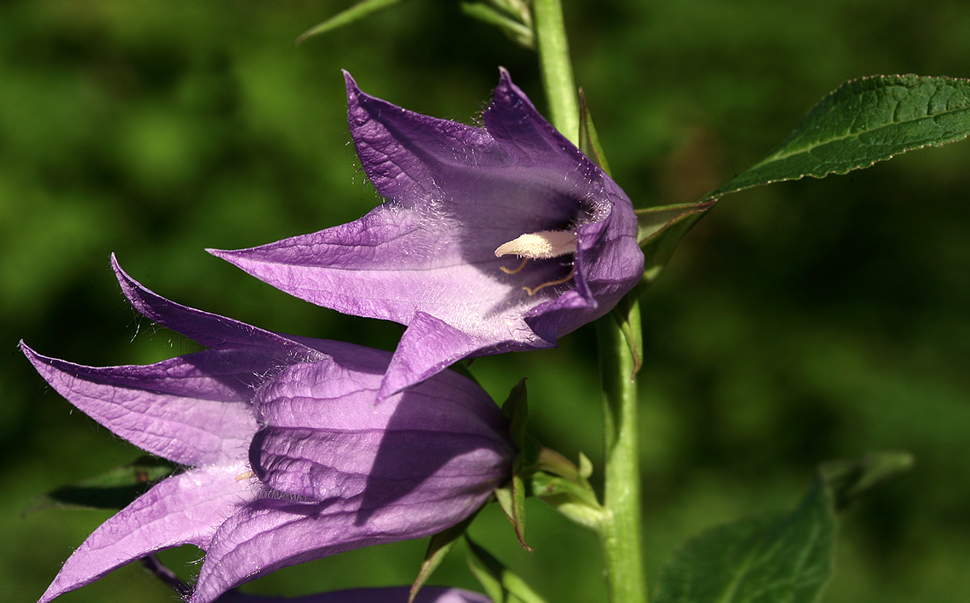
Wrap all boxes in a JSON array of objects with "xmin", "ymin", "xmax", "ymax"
[{"xmin": 24, "ymin": 257, "xmax": 513, "ymax": 603}]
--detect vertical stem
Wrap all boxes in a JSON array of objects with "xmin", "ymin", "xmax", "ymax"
[
  {"xmin": 532, "ymin": 0, "xmax": 579, "ymax": 143},
  {"xmin": 530, "ymin": 2, "xmax": 645, "ymax": 601},
  {"xmin": 596, "ymin": 299, "xmax": 647, "ymax": 603}
]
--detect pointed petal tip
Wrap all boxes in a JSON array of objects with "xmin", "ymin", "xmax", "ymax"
[
  {"xmin": 343, "ymin": 70, "xmax": 362, "ymax": 101},
  {"xmin": 19, "ymin": 340, "xmax": 45, "ymax": 372}
]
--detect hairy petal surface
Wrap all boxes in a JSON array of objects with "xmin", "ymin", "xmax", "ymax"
[{"xmin": 212, "ymin": 70, "xmax": 643, "ymax": 400}]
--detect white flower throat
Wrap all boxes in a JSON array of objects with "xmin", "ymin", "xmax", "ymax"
[{"xmin": 494, "ymin": 229, "xmax": 577, "ymax": 296}]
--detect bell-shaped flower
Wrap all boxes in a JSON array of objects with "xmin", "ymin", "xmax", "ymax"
[
  {"xmin": 23, "ymin": 256, "xmax": 513, "ymax": 603},
  {"xmin": 211, "ymin": 69, "xmax": 644, "ymax": 400}
]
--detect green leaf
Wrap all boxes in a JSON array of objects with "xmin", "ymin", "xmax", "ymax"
[
  {"xmin": 24, "ymin": 455, "xmax": 178, "ymax": 514},
  {"xmin": 709, "ymin": 75, "xmax": 970, "ymax": 198},
  {"xmin": 466, "ymin": 537, "xmax": 547, "ymax": 603},
  {"xmin": 296, "ymin": 0, "xmax": 407, "ymax": 44},
  {"xmin": 636, "ymin": 200, "xmax": 716, "ymax": 287},
  {"xmin": 654, "ymin": 476, "xmax": 835, "ymax": 603},
  {"xmin": 460, "ymin": 1, "xmax": 534, "ymax": 49}
]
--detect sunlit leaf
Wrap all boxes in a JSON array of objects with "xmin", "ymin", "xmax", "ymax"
[{"xmin": 709, "ymin": 75, "xmax": 970, "ymax": 198}]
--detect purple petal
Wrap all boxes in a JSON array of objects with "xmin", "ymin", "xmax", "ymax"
[
  {"xmin": 251, "ymin": 358, "xmax": 508, "ymax": 438},
  {"xmin": 39, "ymin": 464, "xmax": 256, "ymax": 603},
  {"xmin": 215, "ymin": 586, "xmax": 492, "ymax": 603},
  {"xmin": 112, "ymin": 254, "xmax": 326, "ymax": 364},
  {"xmin": 191, "ymin": 496, "xmax": 491, "ymax": 603},
  {"xmin": 22, "ymin": 343, "xmax": 260, "ymax": 466}
]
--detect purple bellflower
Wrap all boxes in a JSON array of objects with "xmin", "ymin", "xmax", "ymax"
[
  {"xmin": 211, "ymin": 70, "xmax": 644, "ymax": 400},
  {"xmin": 23, "ymin": 256, "xmax": 513, "ymax": 603}
]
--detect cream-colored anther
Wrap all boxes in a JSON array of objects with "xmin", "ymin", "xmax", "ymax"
[{"xmin": 494, "ymin": 230, "xmax": 577, "ymax": 260}]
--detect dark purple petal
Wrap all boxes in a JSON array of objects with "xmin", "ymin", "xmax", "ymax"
[
  {"xmin": 39, "ymin": 464, "xmax": 256, "ymax": 603},
  {"xmin": 22, "ymin": 343, "xmax": 260, "ymax": 466},
  {"xmin": 215, "ymin": 586, "xmax": 492, "ymax": 603},
  {"xmin": 211, "ymin": 70, "xmax": 643, "ymax": 399},
  {"xmin": 191, "ymin": 496, "xmax": 490, "ymax": 603}
]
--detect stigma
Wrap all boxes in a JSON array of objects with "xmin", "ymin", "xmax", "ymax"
[
  {"xmin": 494, "ymin": 230, "xmax": 577, "ymax": 260},
  {"xmin": 495, "ymin": 230, "xmax": 577, "ymax": 295}
]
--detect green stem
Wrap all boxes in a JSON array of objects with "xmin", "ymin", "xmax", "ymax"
[
  {"xmin": 530, "ymin": 2, "xmax": 646, "ymax": 600},
  {"xmin": 596, "ymin": 300, "xmax": 647, "ymax": 603},
  {"xmin": 532, "ymin": 0, "xmax": 579, "ymax": 143}
]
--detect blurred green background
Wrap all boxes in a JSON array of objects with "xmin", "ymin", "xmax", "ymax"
[{"xmin": 3, "ymin": 1, "xmax": 969, "ymax": 602}]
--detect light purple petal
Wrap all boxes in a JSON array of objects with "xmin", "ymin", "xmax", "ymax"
[
  {"xmin": 211, "ymin": 70, "xmax": 643, "ymax": 398},
  {"xmin": 191, "ymin": 496, "xmax": 490, "ymax": 603},
  {"xmin": 215, "ymin": 586, "xmax": 492, "ymax": 603},
  {"xmin": 39, "ymin": 464, "xmax": 256, "ymax": 603},
  {"xmin": 22, "ymin": 343, "xmax": 260, "ymax": 466}
]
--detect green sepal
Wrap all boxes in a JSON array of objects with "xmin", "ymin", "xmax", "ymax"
[
  {"xmin": 607, "ymin": 287, "xmax": 644, "ymax": 376},
  {"xmin": 409, "ymin": 511, "xmax": 480, "ymax": 603},
  {"xmin": 707, "ymin": 75, "xmax": 970, "ymax": 199},
  {"xmin": 578, "ymin": 89, "xmax": 612, "ymax": 176},
  {"xmin": 654, "ymin": 452, "xmax": 913, "ymax": 603},
  {"xmin": 501, "ymin": 379, "xmax": 529, "ymax": 451},
  {"xmin": 24, "ymin": 455, "xmax": 178, "ymax": 514},
  {"xmin": 529, "ymin": 447, "xmax": 603, "ymax": 530},
  {"xmin": 529, "ymin": 472, "xmax": 603, "ymax": 530},
  {"xmin": 494, "ymin": 473, "xmax": 530, "ymax": 551},
  {"xmin": 460, "ymin": 1, "xmax": 534, "ymax": 49},
  {"xmin": 466, "ymin": 537, "xmax": 548, "ymax": 603},
  {"xmin": 497, "ymin": 380, "xmax": 535, "ymax": 549},
  {"xmin": 296, "ymin": 0, "xmax": 407, "ymax": 44}
]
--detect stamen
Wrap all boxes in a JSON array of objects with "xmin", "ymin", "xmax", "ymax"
[
  {"xmin": 523, "ymin": 267, "xmax": 576, "ymax": 296},
  {"xmin": 494, "ymin": 230, "xmax": 577, "ymax": 260},
  {"xmin": 499, "ymin": 257, "xmax": 529, "ymax": 275},
  {"xmin": 235, "ymin": 470, "xmax": 254, "ymax": 482}
]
